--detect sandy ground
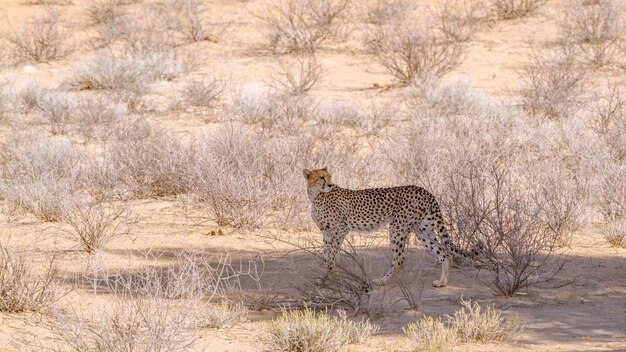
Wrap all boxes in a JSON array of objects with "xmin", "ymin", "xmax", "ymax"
[{"xmin": 0, "ymin": 0, "xmax": 625, "ymax": 351}]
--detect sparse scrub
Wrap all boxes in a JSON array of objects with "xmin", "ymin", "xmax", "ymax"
[
  {"xmin": 490, "ymin": 0, "xmax": 547, "ymax": 20},
  {"xmin": 180, "ymin": 76, "xmax": 226, "ymax": 109},
  {"xmin": 560, "ymin": 0, "xmax": 624, "ymax": 67},
  {"xmin": 449, "ymin": 299, "xmax": 522, "ymax": 343},
  {"xmin": 190, "ymin": 128, "xmax": 304, "ymax": 228},
  {"xmin": 258, "ymin": 306, "xmax": 377, "ymax": 352},
  {"xmin": 94, "ymin": 7, "xmax": 177, "ymax": 53},
  {"xmin": 61, "ymin": 200, "xmax": 134, "ymax": 254},
  {"xmin": 200, "ymin": 301, "xmax": 249, "ymax": 329},
  {"xmin": 592, "ymin": 85, "xmax": 626, "ymax": 162},
  {"xmin": 259, "ymin": 0, "xmax": 350, "ymax": 53},
  {"xmin": 272, "ymin": 54, "xmax": 323, "ymax": 96},
  {"xmin": 5, "ymin": 10, "xmax": 73, "ymax": 64},
  {"xmin": 14, "ymin": 82, "xmax": 55, "ymax": 113},
  {"xmin": 0, "ymin": 134, "xmax": 83, "ymax": 221},
  {"xmin": 404, "ymin": 316, "xmax": 458, "ymax": 352},
  {"xmin": 48, "ymin": 298, "xmax": 199, "ymax": 352},
  {"xmin": 364, "ymin": 0, "xmax": 416, "ymax": 25},
  {"xmin": 74, "ymin": 94, "xmax": 127, "ymax": 141},
  {"xmin": 447, "ymin": 160, "xmax": 565, "ymax": 296},
  {"xmin": 36, "ymin": 91, "xmax": 77, "ymax": 135},
  {"xmin": 317, "ymin": 99, "xmax": 396, "ymax": 136},
  {"xmin": 231, "ymin": 88, "xmax": 315, "ymax": 135},
  {"xmin": 518, "ymin": 46, "xmax": 585, "ymax": 119},
  {"xmin": 601, "ymin": 219, "xmax": 626, "ymax": 248},
  {"xmin": 85, "ymin": 0, "xmax": 127, "ymax": 26},
  {"xmin": 0, "ymin": 243, "xmax": 59, "ymax": 313},
  {"xmin": 66, "ymin": 52, "xmax": 193, "ymax": 109},
  {"xmin": 363, "ymin": 21, "xmax": 463, "ymax": 85},
  {"xmin": 109, "ymin": 124, "xmax": 194, "ymax": 198},
  {"xmin": 433, "ymin": 0, "xmax": 486, "ymax": 42},
  {"xmin": 172, "ymin": 0, "xmax": 227, "ymax": 43}
]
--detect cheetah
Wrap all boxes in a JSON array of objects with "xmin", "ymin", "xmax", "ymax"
[{"xmin": 303, "ymin": 167, "xmax": 482, "ymax": 288}]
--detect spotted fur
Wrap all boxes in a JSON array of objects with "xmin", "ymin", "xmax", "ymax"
[{"xmin": 303, "ymin": 167, "xmax": 481, "ymax": 288}]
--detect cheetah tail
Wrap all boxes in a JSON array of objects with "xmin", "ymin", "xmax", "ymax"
[{"xmin": 446, "ymin": 234, "xmax": 485, "ymax": 259}]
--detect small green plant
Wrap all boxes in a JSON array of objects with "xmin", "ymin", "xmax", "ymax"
[
  {"xmin": 403, "ymin": 316, "xmax": 458, "ymax": 352},
  {"xmin": 448, "ymin": 299, "xmax": 522, "ymax": 343},
  {"xmin": 258, "ymin": 306, "xmax": 378, "ymax": 352}
]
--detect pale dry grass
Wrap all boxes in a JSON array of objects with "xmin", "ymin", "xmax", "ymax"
[
  {"xmin": 449, "ymin": 299, "xmax": 522, "ymax": 343},
  {"xmin": 404, "ymin": 316, "xmax": 458, "ymax": 352},
  {"xmin": 258, "ymin": 306, "xmax": 378, "ymax": 352}
]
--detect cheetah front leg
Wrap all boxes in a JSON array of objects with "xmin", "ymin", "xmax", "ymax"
[
  {"xmin": 374, "ymin": 225, "xmax": 408, "ymax": 286},
  {"xmin": 320, "ymin": 228, "xmax": 347, "ymax": 281}
]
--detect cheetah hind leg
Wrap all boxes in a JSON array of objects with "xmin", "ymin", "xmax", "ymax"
[{"xmin": 416, "ymin": 224, "xmax": 450, "ymax": 288}]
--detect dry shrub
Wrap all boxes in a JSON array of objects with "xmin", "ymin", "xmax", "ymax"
[
  {"xmin": 531, "ymin": 162, "xmax": 586, "ymax": 246},
  {"xmin": 592, "ymin": 85, "xmax": 626, "ymax": 162},
  {"xmin": 85, "ymin": 0, "xmax": 128, "ymax": 26},
  {"xmin": 602, "ymin": 219, "xmax": 626, "ymax": 248},
  {"xmin": 259, "ymin": 0, "xmax": 350, "ymax": 53},
  {"xmin": 363, "ymin": 20, "xmax": 463, "ymax": 85},
  {"xmin": 94, "ymin": 6, "xmax": 177, "ymax": 53},
  {"xmin": 489, "ymin": 0, "xmax": 547, "ymax": 19},
  {"xmin": 449, "ymin": 160, "xmax": 565, "ymax": 296},
  {"xmin": 189, "ymin": 128, "xmax": 304, "ymax": 228},
  {"xmin": 180, "ymin": 76, "xmax": 226, "ymax": 109},
  {"xmin": 404, "ymin": 316, "xmax": 458, "ymax": 352},
  {"xmin": 230, "ymin": 87, "xmax": 315, "ymax": 135},
  {"xmin": 364, "ymin": 0, "xmax": 416, "ymax": 25},
  {"xmin": 560, "ymin": 0, "xmax": 624, "ymax": 67},
  {"xmin": 171, "ymin": 0, "xmax": 227, "ymax": 43},
  {"xmin": 47, "ymin": 298, "xmax": 199, "ymax": 352},
  {"xmin": 61, "ymin": 200, "xmax": 134, "ymax": 254},
  {"xmin": 5, "ymin": 10, "xmax": 73, "ymax": 64},
  {"xmin": 109, "ymin": 121, "xmax": 194, "ymax": 198},
  {"xmin": 448, "ymin": 299, "xmax": 522, "ymax": 343},
  {"xmin": 597, "ymin": 165, "xmax": 626, "ymax": 223},
  {"xmin": 201, "ymin": 301, "xmax": 249, "ymax": 329},
  {"xmin": 433, "ymin": 0, "xmax": 486, "ymax": 42},
  {"xmin": 518, "ymin": 46, "xmax": 586, "ymax": 119},
  {"xmin": 36, "ymin": 91, "xmax": 77, "ymax": 135},
  {"xmin": 66, "ymin": 52, "xmax": 193, "ymax": 109},
  {"xmin": 74, "ymin": 94, "xmax": 127, "ymax": 142},
  {"xmin": 13, "ymin": 81, "xmax": 55, "ymax": 113},
  {"xmin": 317, "ymin": 98, "xmax": 396, "ymax": 136},
  {"xmin": 0, "ymin": 134, "xmax": 83, "ymax": 222},
  {"xmin": 0, "ymin": 244, "xmax": 59, "ymax": 313},
  {"xmin": 272, "ymin": 54, "xmax": 323, "ymax": 96},
  {"xmin": 258, "ymin": 306, "xmax": 377, "ymax": 352}
]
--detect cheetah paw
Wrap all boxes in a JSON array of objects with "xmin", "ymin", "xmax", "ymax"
[{"xmin": 432, "ymin": 280, "xmax": 447, "ymax": 288}]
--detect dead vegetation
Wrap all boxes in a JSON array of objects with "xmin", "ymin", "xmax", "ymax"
[
  {"xmin": 258, "ymin": 306, "xmax": 378, "ymax": 352},
  {"xmin": 559, "ymin": 0, "xmax": 624, "ymax": 67},
  {"xmin": 0, "ymin": 0, "xmax": 624, "ymax": 350},
  {"xmin": 258, "ymin": 0, "xmax": 350, "ymax": 53},
  {"xmin": 0, "ymin": 243, "xmax": 59, "ymax": 313},
  {"xmin": 363, "ymin": 18, "xmax": 464, "ymax": 85},
  {"xmin": 489, "ymin": 0, "xmax": 547, "ymax": 19},
  {"xmin": 5, "ymin": 10, "xmax": 74, "ymax": 64}
]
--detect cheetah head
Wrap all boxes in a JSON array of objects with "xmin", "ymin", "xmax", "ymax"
[{"xmin": 303, "ymin": 167, "xmax": 334, "ymax": 196}]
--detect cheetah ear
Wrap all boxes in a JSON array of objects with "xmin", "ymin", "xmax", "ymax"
[{"xmin": 303, "ymin": 169, "xmax": 312, "ymax": 178}]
